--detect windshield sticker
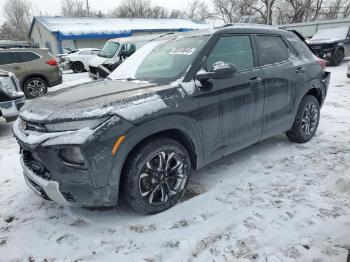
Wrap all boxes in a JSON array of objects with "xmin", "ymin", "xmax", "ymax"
[{"xmin": 169, "ymin": 48, "xmax": 196, "ymax": 55}]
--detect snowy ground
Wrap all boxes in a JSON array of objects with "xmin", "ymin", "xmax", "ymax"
[{"xmin": 1, "ymin": 63, "xmax": 350, "ymax": 262}]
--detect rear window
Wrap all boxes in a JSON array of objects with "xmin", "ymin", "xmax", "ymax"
[
  {"xmin": 0, "ymin": 52, "xmax": 22, "ymax": 65},
  {"xmin": 257, "ymin": 35, "xmax": 289, "ymax": 65},
  {"xmin": 18, "ymin": 52, "xmax": 40, "ymax": 62}
]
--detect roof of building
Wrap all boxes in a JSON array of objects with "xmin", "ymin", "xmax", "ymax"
[{"xmin": 29, "ymin": 16, "xmax": 212, "ymax": 40}]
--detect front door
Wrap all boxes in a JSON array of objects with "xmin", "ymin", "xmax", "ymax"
[{"xmin": 195, "ymin": 34, "xmax": 264, "ymax": 163}]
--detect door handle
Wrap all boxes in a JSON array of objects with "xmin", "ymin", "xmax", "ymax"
[
  {"xmin": 10, "ymin": 66, "xmax": 21, "ymax": 70},
  {"xmin": 296, "ymin": 67, "xmax": 305, "ymax": 74},
  {"xmin": 248, "ymin": 77, "xmax": 262, "ymax": 85}
]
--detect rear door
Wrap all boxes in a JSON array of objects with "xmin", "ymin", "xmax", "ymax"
[
  {"xmin": 255, "ymin": 34, "xmax": 301, "ymax": 138},
  {"xmin": 0, "ymin": 51, "xmax": 27, "ymax": 82}
]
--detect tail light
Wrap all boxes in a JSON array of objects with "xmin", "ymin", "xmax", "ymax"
[
  {"xmin": 313, "ymin": 54, "xmax": 326, "ymax": 72},
  {"xmin": 46, "ymin": 59, "xmax": 58, "ymax": 66}
]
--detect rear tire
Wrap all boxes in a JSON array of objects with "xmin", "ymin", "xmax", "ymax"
[
  {"xmin": 286, "ymin": 95, "xmax": 320, "ymax": 143},
  {"xmin": 71, "ymin": 61, "xmax": 85, "ymax": 73},
  {"xmin": 23, "ymin": 77, "xmax": 48, "ymax": 99},
  {"xmin": 122, "ymin": 137, "xmax": 191, "ymax": 214}
]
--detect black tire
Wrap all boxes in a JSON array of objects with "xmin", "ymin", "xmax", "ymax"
[
  {"xmin": 23, "ymin": 77, "xmax": 48, "ymax": 99},
  {"xmin": 122, "ymin": 137, "xmax": 191, "ymax": 214},
  {"xmin": 286, "ymin": 95, "xmax": 320, "ymax": 143},
  {"xmin": 330, "ymin": 49, "xmax": 344, "ymax": 66},
  {"xmin": 71, "ymin": 61, "xmax": 85, "ymax": 73}
]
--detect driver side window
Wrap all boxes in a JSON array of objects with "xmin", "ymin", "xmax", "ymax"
[{"xmin": 206, "ymin": 35, "xmax": 254, "ymax": 71}]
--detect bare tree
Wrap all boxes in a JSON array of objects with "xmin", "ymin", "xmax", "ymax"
[
  {"xmin": 213, "ymin": 0, "xmax": 255, "ymax": 23},
  {"xmin": 2, "ymin": 0, "xmax": 31, "ymax": 40},
  {"xmin": 112, "ymin": 0, "xmax": 151, "ymax": 18},
  {"xmin": 61, "ymin": 0, "xmax": 89, "ymax": 17},
  {"xmin": 184, "ymin": 0, "xmax": 213, "ymax": 21}
]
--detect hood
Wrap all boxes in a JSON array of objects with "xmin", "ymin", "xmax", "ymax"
[
  {"xmin": 89, "ymin": 55, "xmax": 109, "ymax": 67},
  {"xmin": 0, "ymin": 70, "xmax": 10, "ymax": 77},
  {"xmin": 307, "ymin": 38, "xmax": 341, "ymax": 45},
  {"xmin": 20, "ymin": 80, "xmax": 175, "ymax": 123}
]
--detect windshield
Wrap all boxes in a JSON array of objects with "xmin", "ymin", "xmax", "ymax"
[
  {"xmin": 110, "ymin": 35, "xmax": 208, "ymax": 84},
  {"xmin": 311, "ymin": 27, "xmax": 349, "ymax": 40},
  {"xmin": 98, "ymin": 41, "xmax": 120, "ymax": 58}
]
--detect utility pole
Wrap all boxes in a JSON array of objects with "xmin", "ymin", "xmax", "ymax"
[
  {"xmin": 86, "ymin": 0, "xmax": 90, "ymax": 16},
  {"xmin": 266, "ymin": 0, "xmax": 270, "ymax": 25}
]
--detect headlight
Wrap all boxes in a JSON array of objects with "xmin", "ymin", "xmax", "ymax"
[
  {"xmin": 59, "ymin": 146, "xmax": 85, "ymax": 166},
  {"xmin": 0, "ymin": 75, "xmax": 18, "ymax": 94},
  {"xmin": 45, "ymin": 117, "xmax": 109, "ymax": 132}
]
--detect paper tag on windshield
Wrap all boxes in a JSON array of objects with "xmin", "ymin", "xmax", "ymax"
[{"xmin": 169, "ymin": 48, "xmax": 196, "ymax": 55}]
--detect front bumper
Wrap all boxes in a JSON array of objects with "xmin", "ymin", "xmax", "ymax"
[
  {"xmin": 21, "ymin": 156, "xmax": 72, "ymax": 206},
  {"xmin": 0, "ymin": 96, "xmax": 25, "ymax": 121}
]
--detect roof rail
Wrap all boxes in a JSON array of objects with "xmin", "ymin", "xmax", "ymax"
[
  {"xmin": 214, "ymin": 23, "xmax": 234, "ymax": 29},
  {"xmin": 0, "ymin": 42, "xmax": 39, "ymax": 49}
]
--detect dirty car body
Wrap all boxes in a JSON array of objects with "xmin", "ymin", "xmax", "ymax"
[{"xmin": 13, "ymin": 25, "xmax": 330, "ymax": 211}]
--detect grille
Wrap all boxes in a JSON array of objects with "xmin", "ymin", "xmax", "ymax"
[
  {"xmin": 21, "ymin": 119, "xmax": 46, "ymax": 132},
  {"xmin": 22, "ymin": 150, "xmax": 51, "ymax": 180},
  {"xmin": 89, "ymin": 66, "xmax": 97, "ymax": 75}
]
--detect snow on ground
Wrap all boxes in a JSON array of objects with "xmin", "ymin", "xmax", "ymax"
[{"xmin": 1, "ymin": 64, "xmax": 350, "ymax": 262}]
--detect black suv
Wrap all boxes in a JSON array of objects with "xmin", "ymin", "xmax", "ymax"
[
  {"xmin": 13, "ymin": 25, "xmax": 330, "ymax": 214},
  {"xmin": 307, "ymin": 26, "xmax": 350, "ymax": 66}
]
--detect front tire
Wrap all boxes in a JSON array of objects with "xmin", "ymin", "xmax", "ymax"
[
  {"xmin": 122, "ymin": 137, "xmax": 191, "ymax": 214},
  {"xmin": 286, "ymin": 95, "xmax": 320, "ymax": 143},
  {"xmin": 23, "ymin": 77, "xmax": 48, "ymax": 99},
  {"xmin": 71, "ymin": 61, "xmax": 85, "ymax": 73}
]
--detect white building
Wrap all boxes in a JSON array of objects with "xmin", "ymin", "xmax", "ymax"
[{"xmin": 28, "ymin": 16, "xmax": 212, "ymax": 55}]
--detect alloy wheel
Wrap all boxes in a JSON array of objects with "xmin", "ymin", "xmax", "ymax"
[
  {"xmin": 27, "ymin": 80, "xmax": 46, "ymax": 97},
  {"xmin": 138, "ymin": 151, "xmax": 187, "ymax": 205},
  {"xmin": 301, "ymin": 103, "xmax": 318, "ymax": 136}
]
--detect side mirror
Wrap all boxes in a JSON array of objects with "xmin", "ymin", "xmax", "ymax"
[{"xmin": 195, "ymin": 61, "xmax": 237, "ymax": 81}]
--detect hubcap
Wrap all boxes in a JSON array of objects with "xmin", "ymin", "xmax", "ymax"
[
  {"xmin": 27, "ymin": 80, "xmax": 45, "ymax": 97},
  {"xmin": 301, "ymin": 103, "xmax": 318, "ymax": 136},
  {"xmin": 138, "ymin": 151, "xmax": 187, "ymax": 205}
]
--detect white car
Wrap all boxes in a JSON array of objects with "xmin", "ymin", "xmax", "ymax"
[
  {"xmin": 88, "ymin": 34, "xmax": 167, "ymax": 79},
  {"xmin": 60, "ymin": 48, "xmax": 100, "ymax": 73},
  {"xmin": 347, "ymin": 62, "xmax": 350, "ymax": 78}
]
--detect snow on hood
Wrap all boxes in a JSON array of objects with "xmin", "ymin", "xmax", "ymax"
[
  {"xmin": 20, "ymin": 80, "xmax": 172, "ymax": 123},
  {"xmin": 12, "ymin": 118, "xmax": 95, "ymax": 147},
  {"xmin": 307, "ymin": 38, "xmax": 343, "ymax": 44}
]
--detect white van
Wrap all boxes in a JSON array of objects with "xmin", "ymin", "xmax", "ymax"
[{"xmin": 88, "ymin": 34, "xmax": 168, "ymax": 79}]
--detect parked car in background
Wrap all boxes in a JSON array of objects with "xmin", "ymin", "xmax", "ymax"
[
  {"xmin": 0, "ymin": 48, "xmax": 62, "ymax": 99},
  {"xmin": 59, "ymin": 48, "xmax": 100, "ymax": 73},
  {"xmin": 13, "ymin": 25, "xmax": 330, "ymax": 214},
  {"xmin": 0, "ymin": 70, "xmax": 25, "ymax": 122},
  {"xmin": 88, "ymin": 34, "xmax": 168, "ymax": 79},
  {"xmin": 307, "ymin": 26, "xmax": 350, "ymax": 66}
]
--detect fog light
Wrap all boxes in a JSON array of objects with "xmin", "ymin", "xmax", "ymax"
[{"xmin": 59, "ymin": 146, "xmax": 85, "ymax": 166}]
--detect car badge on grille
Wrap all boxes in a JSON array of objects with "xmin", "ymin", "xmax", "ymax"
[{"xmin": 20, "ymin": 120, "xmax": 27, "ymax": 130}]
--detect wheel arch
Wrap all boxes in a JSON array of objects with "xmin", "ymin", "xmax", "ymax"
[
  {"xmin": 21, "ymin": 74, "xmax": 48, "ymax": 90},
  {"xmin": 305, "ymin": 87, "xmax": 322, "ymax": 106},
  {"xmin": 109, "ymin": 115, "xmax": 204, "ymax": 204}
]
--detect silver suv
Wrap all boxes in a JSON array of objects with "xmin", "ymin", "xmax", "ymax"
[{"xmin": 0, "ymin": 70, "xmax": 25, "ymax": 122}]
